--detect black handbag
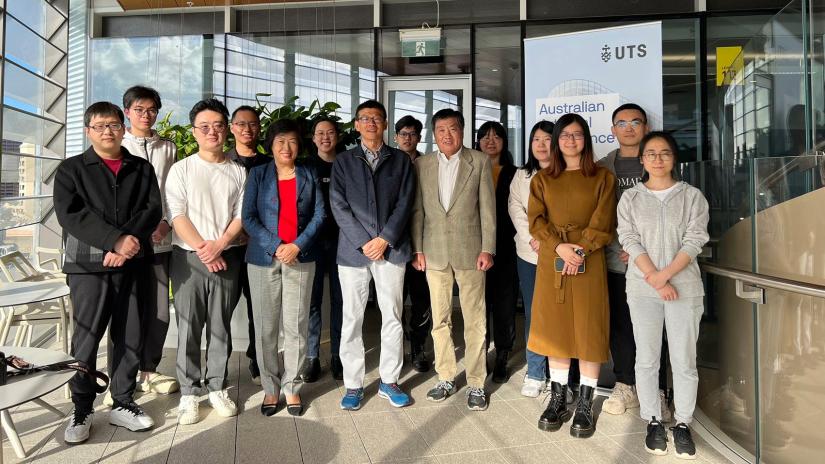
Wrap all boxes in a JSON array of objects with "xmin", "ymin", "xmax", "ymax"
[{"xmin": 1, "ymin": 351, "xmax": 110, "ymax": 393}]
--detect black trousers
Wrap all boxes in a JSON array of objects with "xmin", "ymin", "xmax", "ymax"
[
  {"xmin": 486, "ymin": 253, "xmax": 518, "ymax": 353},
  {"xmin": 68, "ymin": 267, "xmax": 144, "ymax": 410},
  {"xmin": 138, "ymin": 252, "xmax": 170, "ymax": 372},
  {"xmin": 238, "ymin": 247, "xmax": 257, "ymax": 370},
  {"xmin": 608, "ymin": 271, "xmax": 669, "ymax": 390},
  {"xmin": 403, "ymin": 261, "xmax": 431, "ymax": 350}
]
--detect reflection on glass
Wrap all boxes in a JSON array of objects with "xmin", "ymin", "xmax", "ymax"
[
  {"xmin": 386, "ymin": 89, "xmax": 461, "ymax": 154},
  {"xmin": 4, "ymin": 15, "xmax": 66, "ymax": 78},
  {"xmin": 0, "ymin": 196, "xmax": 53, "ymax": 230},
  {"xmin": 2, "ymin": 107, "xmax": 63, "ymax": 149},
  {"xmin": 7, "ymin": 0, "xmax": 66, "ymax": 45},
  {"xmin": 0, "ymin": 153, "xmax": 60, "ymax": 198},
  {"xmin": 3, "ymin": 61, "xmax": 64, "ymax": 119}
]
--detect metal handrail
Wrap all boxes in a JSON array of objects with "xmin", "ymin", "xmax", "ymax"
[{"xmin": 700, "ymin": 263, "xmax": 825, "ymax": 299}]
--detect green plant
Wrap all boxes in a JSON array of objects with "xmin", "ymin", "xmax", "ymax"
[{"xmin": 156, "ymin": 94, "xmax": 357, "ymax": 160}]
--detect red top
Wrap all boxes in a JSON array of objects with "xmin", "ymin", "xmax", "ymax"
[
  {"xmin": 278, "ymin": 178, "xmax": 298, "ymax": 244},
  {"xmin": 102, "ymin": 158, "xmax": 123, "ymax": 175}
]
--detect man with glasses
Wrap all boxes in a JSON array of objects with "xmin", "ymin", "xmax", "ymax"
[
  {"xmin": 165, "ymin": 98, "xmax": 247, "ymax": 425},
  {"xmin": 331, "ymin": 100, "xmax": 416, "ymax": 410},
  {"xmin": 599, "ymin": 103, "xmax": 672, "ymax": 422},
  {"xmin": 227, "ymin": 105, "xmax": 268, "ymax": 386},
  {"xmin": 411, "ymin": 108, "xmax": 496, "ymax": 411},
  {"xmin": 394, "ymin": 115, "xmax": 432, "ymax": 372},
  {"xmin": 55, "ymin": 102, "xmax": 162, "ymax": 443},
  {"xmin": 114, "ymin": 86, "xmax": 179, "ymax": 404}
]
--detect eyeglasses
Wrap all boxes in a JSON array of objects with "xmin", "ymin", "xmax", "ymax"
[
  {"xmin": 642, "ymin": 151, "xmax": 675, "ymax": 161},
  {"xmin": 314, "ymin": 130, "xmax": 337, "ymax": 138},
  {"xmin": 614, "ymin": 119, "xmax": 645, "ymax": 129},
  {"xmin": 558, "ymin": 132, "xmax": 585, "ymax": 141},
  {"xmin": 130, "ymin": 107, "xmax": 158, "ymax": 117},
  {"xmin": 194, "ymin": 123, "xmax": 227, "ymax": 134},
  {"xmin": 232, "ymin": 121, "xmax": 260, "ymax": 130},
  {"xmin": 357, "ymin": 116, "xmax": 385, "ymax": 124},
  {"xmin": 396, "ymin": 131, "xmax": 420, "ymax": 139},
  {"xmin": 87, "ymin": 123, "xmax": 124, "ymax": 133}
]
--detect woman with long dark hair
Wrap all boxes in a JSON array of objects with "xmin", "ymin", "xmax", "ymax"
[
  {"xmin": 475, "ymin": 121, "xmax": 518, "ymax": 383},
  {"xmin": 617, "ymin": 131, "xmax": 709, "ymax": 459},
  {"xmin": 508, "ymin": 120, "xmax": 553, "ymax": 397},
  {"xmin": 528, "ymin": 113, "xmax": 616, "ymax": 438}
]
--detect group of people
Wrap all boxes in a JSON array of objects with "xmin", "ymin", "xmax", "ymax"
[{"xmin": 53, "ymin": 84, "xmax": 709, "ymax": 460}]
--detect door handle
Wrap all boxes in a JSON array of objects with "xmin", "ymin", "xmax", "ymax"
[{"xmin": 736, "ymin": 280, "xmax": 765, "ymax": 305}]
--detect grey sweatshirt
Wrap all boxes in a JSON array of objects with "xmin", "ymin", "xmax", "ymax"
[{"xmin": 617, "ymin": 181, "xmax": 710, "ymax": 299}]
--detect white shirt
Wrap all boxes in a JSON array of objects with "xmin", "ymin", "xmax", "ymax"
[
  {"xmin": 650, "ymin": 183, "xmax": 678, "ymax": 202},
  {"xmin": 437, "ymin": 150, "xmax": 462, "ymax": 210},
  {"xmin": 508, "ymin": 168, "xmax": 538, "ymax": 264},
  {"xmin": 165, "ymin": 153, "xmax": 247, "ymax": 251}
]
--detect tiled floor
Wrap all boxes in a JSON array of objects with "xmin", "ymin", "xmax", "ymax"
[{"xmin": 2, "ymin": 309, "xmax": 736, "ymax": 464}]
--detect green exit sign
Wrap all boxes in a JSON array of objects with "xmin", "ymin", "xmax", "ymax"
[{"xmin": 401, "ymin": 39, "xmax": 441, "ymax": 58}]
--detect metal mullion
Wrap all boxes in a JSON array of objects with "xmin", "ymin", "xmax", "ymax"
[
  {"xmin": 5, "ymin": 104, "xmax": 65, "ymax": 126},
  {"xmin": 5, "ymin": 58, "xmax": 67, "ymax": 90}
]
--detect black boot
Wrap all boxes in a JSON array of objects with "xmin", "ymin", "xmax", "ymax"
[
  {"xmin": 570, "ymin": 385, "xmax": 596, "ymax": 438},
  {"xmin": 538, "ymin": 382, "xmax": 571, "ymax": 431},
  {"xmin": 492, "ymin": 350, "xmax": 510, "ymax": 384},
  {"xmin": 410, "ymin": 345, "xmax": 430, "ymax": 373},
  {"xmin": 330, "ymin": 355, "xmax": 343, "ymax": 380}
]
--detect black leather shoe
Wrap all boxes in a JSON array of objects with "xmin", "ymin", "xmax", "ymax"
[
  {"xmin": 286, "ymin": 402, "xmax": 303, "ymax": 416},
  {"xmin": 260, "ymin": 403, "xmax": 278, "ymax": 417},
  {"xmin": 299, "ymin": 357, "xmax": 321, "ymax": 383},
  {"xmin": 330, "ymin": 355, "xmax": 343, "ymax": 380},
  {"xmin": 538, "ymin": 382, "xmax": 571, "ymax": 431},
  {"xmin": 570, "ymin": 385, "xmax": 596, "ymax": 438},
  {"xmin": 411, "ymin": 346, "xmax": 430, "ymax": 373},
  {"xmin": 492, "ymin": 350, "xmax": 510, "ymax": 384}
]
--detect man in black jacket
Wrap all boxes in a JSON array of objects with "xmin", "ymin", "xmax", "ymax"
[{"xmin": 54, "ymin": 102, "xmax": 162, "ymax": 445}]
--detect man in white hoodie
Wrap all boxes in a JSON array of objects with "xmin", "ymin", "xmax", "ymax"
[{"xmin": 118, "ymin": 85, "xmax": 179, "ymax": 397}]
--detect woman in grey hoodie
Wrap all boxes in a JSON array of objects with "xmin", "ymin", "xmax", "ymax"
[{"xmin": 617, "ymin": 131, "xmax": 709, "ymax": 460}]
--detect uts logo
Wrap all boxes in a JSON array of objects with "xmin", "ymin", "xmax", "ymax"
[{"xmin": 601, "ymin": 43, "xmax": 648, "ymax": 63}]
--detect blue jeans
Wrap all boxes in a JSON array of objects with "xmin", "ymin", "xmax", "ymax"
[
  {"xmin": 517, "ymin": 256, "xmax": 548, "ymax": 381},
  {"xmin": 307, "ymin": 240, "xmax": 343, "ymax": 358}
]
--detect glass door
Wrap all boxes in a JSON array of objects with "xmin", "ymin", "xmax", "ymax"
[{"xmin": 379, "ymin": 75, "xmax": 473, "ymax": 154}]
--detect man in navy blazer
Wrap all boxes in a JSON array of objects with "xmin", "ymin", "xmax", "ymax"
[{"xmin": 330, "ymin": 100, "xmax": 416, "ymax": 410}]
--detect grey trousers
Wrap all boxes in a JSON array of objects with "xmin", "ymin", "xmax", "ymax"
[
  {"xmin": 628, "ymin": 295, "xmax": 704, "ymax": 424},
  {"xmin": 170, "ymin": 246, "xmax": 243, "ymax": 395},
  {"xmin": 247, "ymin": 260, "xmax": 315, "ymax": 396}
]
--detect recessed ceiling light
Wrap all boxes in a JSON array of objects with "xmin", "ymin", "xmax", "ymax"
[{"xmin": 491, "ymin": 68, "xmax": 499, "ymax": 72}]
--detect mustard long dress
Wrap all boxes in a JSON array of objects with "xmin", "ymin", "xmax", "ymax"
[{"xmin": 527, "ymin": 166, "xmax": 616, "ymax": 363}]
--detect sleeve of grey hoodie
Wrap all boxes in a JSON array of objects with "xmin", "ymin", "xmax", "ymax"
[
  {"xmin": 616, "ymin": 191, "xmax": 647, "ymax": 261},
  {"xmin": 678, "ymin": 188, "xmax": 710, "ymax": 259}
]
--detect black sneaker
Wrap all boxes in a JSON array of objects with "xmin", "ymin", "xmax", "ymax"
[
  {"xmin": 330, "ymin": 355, "xmax": 343, "ymax": 380},
  {"xmin": 466, "ymin": 387, "xmax": 488, "ymax": 411},
  {"xmin": 426, "ymin": 380, "xmax": 457, "ymax": 402},
  {"xmin": 671, "ymin": 423, "xmax": 697, "ymax": 460},
  {"xmin": 299, "ymin": 357, "xmax": 321, "ymax": 383},
  {"xmin": 645, "ymin": 418, "xmax": 668, "ymax": 455}
]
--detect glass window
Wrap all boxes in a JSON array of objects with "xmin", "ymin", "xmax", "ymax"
[
  {"xmin": 7, "ymin": 0, "xmax": 67, "ymax": 48},
  {"xmin": 3, "ymin": 61, "xmax": 66, "ymax": 121},
  {"xmin": 379, "ymin": 27, "xmax": 471, "ymax": 77},
  {"xmin": 5, "ymin": 15, "xmax": 66, "ymax": 78},
  {"xmin": 382, "ymin": 0, "xmax": 519, "ymax": 27}
]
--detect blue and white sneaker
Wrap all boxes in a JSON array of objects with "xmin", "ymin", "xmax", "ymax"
[
  {"xmin": 378, "ymin": 382, "xmax": 411, "ymax": 407},
  {"xmin": 340, "ymin": 388, "xmax": 365, "ymax": 410}
]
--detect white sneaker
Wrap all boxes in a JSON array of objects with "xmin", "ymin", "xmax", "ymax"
[
  {"xmin": 659, "ymin": 390, "xmax": 673, "ymax": 423},
  {"xmin": 177, "ymin": 395, "xmax": 200, "ymax": 425},
  {"xmin": 208, "ymin": 390, "xmax": 238, "ymax": 417},
  {"xmin": 102, "ymin": 390, "xmax": 114, "ymax": 407},
  {"xmin": 64, "ymin": 409, "xmax": 94, "ymax": 444},
  {"xmin": 521, "ymin": 376, "xmax": 544, "ymax": 398},
  {"xmin": 109, "ymin": 402, "xmax": 154, "ymax": 431},
  {"xmin": 602, "ymin": 382, "xmax": 639, "ymax": 415}
]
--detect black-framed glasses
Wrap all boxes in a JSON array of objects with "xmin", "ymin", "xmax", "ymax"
[
  {"xmin": 642, "ymin": 151, "xmax": 674, "ymax": 161},
  {"xmin": 558, "ymin": 132, "xmax": 585, "ymax": 141},
  {"xmin": 357, "ymin": 116, "xmax": 385, "ymax": 124},
  {"xmin": 87, "ymin": 123, "xmax": 124, "ymax": 133},
  {"xmin": 194, "ymin": 123, "xmax": 227, "ymax": 134},
  {"xmin": 614, "ymin": 119, "xmax": 645, "ymax": 129},
  {"xmin": 396, "ymin": 131, "xmax": 420, "ymax": 139},
  {"xmin": 130, "ymin": 107, "xmax": 158, "ymax": 117}
]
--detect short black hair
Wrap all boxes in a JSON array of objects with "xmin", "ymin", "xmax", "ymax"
[
  {"xmin": 611, "ymin": 103, "xmax": 647, "ymax": 124},
  {"xmin": 189, "ymin": 98, "xmax": 229, "ymax": 125},
  {"xmin": 264, "ymin": 118, "xmax": 303, "ymax": 154},
  {"xmin": 312, "ymin": 117, "xmax": 339, "ymax": 134},
  {"xmin": 84, "ymin": 101, "xmax": 124, "ymax": 127},
  {"xmin": 355, "ymin": 99, "xmax": 387, "ymax": 121},
  {"xmin": 432, "ymin": 108, "xmax": 464, "ymax": 130},
  {"xmin": 122, "ymin": 85, "xmax": 162, "ymax": 110},
  {"xmin": 231, "ymin": 105, "xmax": 259, "ymax": 122},
  {"xmin": 475, "ymin": 121, "xmax": 513, "ymax": 166},
  {"xmin": 394, "ymin": 115, "xmax": 423, "ymax": 135}
]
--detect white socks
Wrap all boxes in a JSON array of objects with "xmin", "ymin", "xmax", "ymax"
[
  {"xmin": 580, "ymin": 375, "xmax": 598, "ymax": 389},
  {"xmin": 549, "ymin": 368, "xmax": 569, "ymax": 385}
]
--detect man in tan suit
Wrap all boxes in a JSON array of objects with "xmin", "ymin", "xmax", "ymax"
[{"xmin": 411, "ymin": 108, "xmax": 496, "ymax": 411}]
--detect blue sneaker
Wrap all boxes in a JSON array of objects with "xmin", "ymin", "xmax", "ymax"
[
  {"xmin": 340, "ymin": 388, "xmax": 364, "ymax": 410},
  {"xmin": 378, "ymin": 382, "xmax": 411, "ymax": 407}
]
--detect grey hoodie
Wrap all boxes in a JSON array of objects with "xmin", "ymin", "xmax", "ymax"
[{"xmin": 617, "ymin": 181, "xmax": 710, "ymax": 299}]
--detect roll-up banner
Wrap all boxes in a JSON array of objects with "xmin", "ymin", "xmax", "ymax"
[{"xmin": 524, "ymin": 22, "xmax": 663, "ymax": 160}]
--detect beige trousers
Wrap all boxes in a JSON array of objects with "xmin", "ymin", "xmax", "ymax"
[{"xmin": 426, "ymin": 265, "xmax": 488, "ymax": 388}]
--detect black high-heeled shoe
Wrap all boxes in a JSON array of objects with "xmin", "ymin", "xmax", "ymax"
[
  {"xmin": 260, "ymin": 402, "xmax": 279, "ymax": 417},
  {"xmin": 286, "ymin": 402, "xmax": 303, "ymax": 416}
]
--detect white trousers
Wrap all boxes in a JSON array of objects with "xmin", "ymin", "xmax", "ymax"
[{"xmin": 338, "ymin": 260, "xmax": 406, "ymax": 389}]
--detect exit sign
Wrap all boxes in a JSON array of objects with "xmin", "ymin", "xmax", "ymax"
[{"xmin": 402, "ymin": 39, "xmax": 441, "ymax": 58}]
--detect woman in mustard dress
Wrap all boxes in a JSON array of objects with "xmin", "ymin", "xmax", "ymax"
[{"xmin": 528, "ymin": 113, "xmax": 616, "ymax": 438}]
